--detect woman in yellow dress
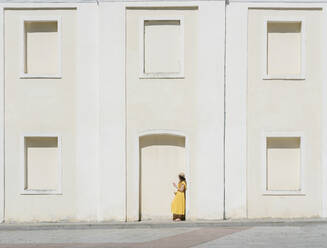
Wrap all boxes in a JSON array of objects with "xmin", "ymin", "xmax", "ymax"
[{"xmin": 171, "ymin": 172, "xmax": 187, "ymax": 221}]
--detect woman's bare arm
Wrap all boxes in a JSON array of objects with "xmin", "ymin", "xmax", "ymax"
[{"xmin": 178, "ymin": 184, "xmax": 185, "ymax": 192}]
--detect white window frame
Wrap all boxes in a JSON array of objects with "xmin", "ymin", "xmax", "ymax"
[
  {"xmin": 262, "ymin": 131, "xmax": 305, "ymax": 196},
  {"xmin": 139, "ymin": 16, "xmax": 184, "ymax": 79},
  {"xmin": 263, "ymin": 17, "xmax": 306, "ymax": 80},
  {"xmin": 20, "ymin": 134, "xmax": 62, "ymax": 195},
  {"xmin": 20, "ymin": 16, "xmax": 62, "ymax": 79}
]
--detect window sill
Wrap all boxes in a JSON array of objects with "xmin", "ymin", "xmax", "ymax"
[
  {"xmin": 139, "ymin": 72, "xmax": 184, "ymax": 79},
  {"xmin": 263, "ymin": 190, "xmax": 305, "ymax": 196},
  {"xmin": 263, "ymin": 75, "xmax": 305, "ymax": 80},
  {"xmin": 20, "ymin": 74, "xmax": 62, "ymax": 79},
  {"xmin": 21, "ymin": 189, "xmax": 62, "ymax": 195}
]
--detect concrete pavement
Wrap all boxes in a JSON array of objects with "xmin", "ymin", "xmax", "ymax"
[
  {"xmin": 0, "ymin": 220, "xmax": 326, "ymax": 247},
  {"xmin": 1, "ymin": 218, "xmax": 327, "ymax": 230}
]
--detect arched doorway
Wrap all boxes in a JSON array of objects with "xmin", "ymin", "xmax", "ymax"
[{"xmin": 139, "ymin": 134, "xmax": 186, "ymax": 220}]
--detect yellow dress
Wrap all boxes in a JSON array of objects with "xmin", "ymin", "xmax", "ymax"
[{"xmin": 171, "ymin": 181, "xmax": 186, "ymax": 215}]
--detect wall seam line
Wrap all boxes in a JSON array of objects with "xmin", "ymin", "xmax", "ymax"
[{"xmin": 223, "ymin": 0, "xmax": 228, "ymax": 220}]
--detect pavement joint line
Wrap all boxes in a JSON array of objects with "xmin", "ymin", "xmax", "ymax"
[
  {"xmin": 0, "ymin": 227, "xmax": 252, "ymax": 248},
  {"xmin": 0, "ymin": 219, "xmax": 327, "ymax": 231}
]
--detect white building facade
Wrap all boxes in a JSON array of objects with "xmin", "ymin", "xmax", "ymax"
[{"xmin": 0, "ymin": 0, "xmax": 326, "ymax": 222}]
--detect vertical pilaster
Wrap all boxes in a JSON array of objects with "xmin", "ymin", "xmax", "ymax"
[
  {"xmin": 0, "ymin": 7, "xmax": 5, "ymax": 223},
  {"xmin": 321, "ymin": 6, "xmax": 327, "ymax": 218},
  {"xmin": 225, "ymin": 3, "xmax": 248, "ymax": 219},
  {"xmin": 75, "ymin": 4, "xmax": 100, "ymax": 220}
]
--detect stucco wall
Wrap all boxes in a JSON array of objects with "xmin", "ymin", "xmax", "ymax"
[
  {"xmin": 4, "ymin": 8, "xmax": 77, "ymax": 222},
  {"xmin": 247, "ymin": 8, "xmax": 323, "ymax": 218},
  {"xmin": 125, "ymin": 5, "xmax": 225, "ymax": 221},
  {"xmin": 0, "ymin": 0, "xmax": 326, "ymax": 222}
]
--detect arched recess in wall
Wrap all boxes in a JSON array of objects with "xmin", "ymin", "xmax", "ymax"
[{"xmin": 138, "ymin": 131, "xmax": 189, "ymax": 220}]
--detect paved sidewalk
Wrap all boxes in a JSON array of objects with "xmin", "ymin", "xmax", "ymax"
[
  {"xmin": 1, "ymin": 218, "xmax": 327, "ymax": 230},
  {"xmin": 0, "ymin": 220, "xmax": 326, "ymax": 248}
]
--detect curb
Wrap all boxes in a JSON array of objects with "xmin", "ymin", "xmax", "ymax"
[{"xmin": 1, "ymin": 219, "xmax": 327, "ymax": 231}]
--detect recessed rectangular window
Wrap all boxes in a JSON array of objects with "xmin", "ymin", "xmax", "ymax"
[
  {"xmin": 266, "ymin": 137, "xmax": 301, "ymax": 191},
  {"xmin": 22, "ymin": 19, "xmax": 61, "ymax": 78},
  {"xmin": 140, "ymin": 18, "xmax": 184, "ymax": 78},
  {"xmin": 24, "ymin": 137, "xmax": 60, "ymax": 192},
  {"xmin": 265, "ymin": 21, "xmax": 303, "ymax": 79}
]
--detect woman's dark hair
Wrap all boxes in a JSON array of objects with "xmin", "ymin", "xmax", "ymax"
[{"xmin": 179, "ymin": 175, "xmax": 186, "ymax": 182}]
